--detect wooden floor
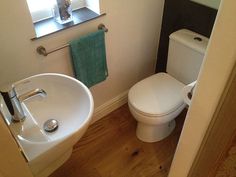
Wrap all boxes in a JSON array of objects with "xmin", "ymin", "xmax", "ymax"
[
  {"xmin": 215, "ymin": 134, "xmax": 236, "ymax": 177},
  {"xmin": 50, "ymin": 104, "xmax": 187, "ymax": 177}
]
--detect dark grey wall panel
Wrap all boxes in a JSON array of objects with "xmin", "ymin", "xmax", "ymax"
[{"xmin": 156, "ymin": 0, "xmax": 217, "ymax": 72}]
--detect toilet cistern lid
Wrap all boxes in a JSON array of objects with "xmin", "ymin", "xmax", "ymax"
[{"xmin": 128, "ymin": 73, "xmax": 185, "ymax": 116}]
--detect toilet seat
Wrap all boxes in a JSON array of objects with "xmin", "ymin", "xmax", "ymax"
[
  {"xmin": 129, "ymin": 102, "xmax": 186, "ymax": 125},
  {"xmin": 128, "ymin": 72, "xmax": 185, "ymax": 118}
]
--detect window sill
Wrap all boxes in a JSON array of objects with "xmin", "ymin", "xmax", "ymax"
[{"xmin": 31, "ymin": 7, "xmax": 106, "ymax": 40}]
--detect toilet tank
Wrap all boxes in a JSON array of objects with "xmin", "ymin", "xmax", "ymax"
[{"xmin": 166, "ymin": 29, "xmax": 209, "ymax": 84}]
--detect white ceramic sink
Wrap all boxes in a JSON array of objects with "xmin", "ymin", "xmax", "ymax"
[{"xmin": 0, "ymin": 73, "xmax": 94, "ymax": 177}]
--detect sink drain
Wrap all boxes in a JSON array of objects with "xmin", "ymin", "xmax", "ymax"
[{"xmin": 43, "ymin": 119, "xmax": 59, "ymax": 132}]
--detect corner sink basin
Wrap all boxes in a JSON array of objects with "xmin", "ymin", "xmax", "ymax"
[{"xmin": 0, "ymin": 73, "xmax": 94, "ymax": 176}]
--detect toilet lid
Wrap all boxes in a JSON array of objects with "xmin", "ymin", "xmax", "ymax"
[{"xmin": 128, "ymin": 73, "xmax": 185, "ymax": 117}]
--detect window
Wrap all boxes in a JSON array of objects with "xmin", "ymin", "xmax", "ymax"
[
  {"xmin": 26, "ymin": 0, "xmax": 104, "ymax": 39},
  {"xmin": 26, "ymin": 0, "xmax": 86, "ymax": 23}
]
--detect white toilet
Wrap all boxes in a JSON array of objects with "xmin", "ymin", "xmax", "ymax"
[{"xmin": 128, "ymin": 29, "xmax": 209, "ymax": 142}]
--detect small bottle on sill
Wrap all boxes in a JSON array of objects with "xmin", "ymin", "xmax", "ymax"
[{"xmin": 53, "ymin": 0, "xmax": 73, "ymax": 25}]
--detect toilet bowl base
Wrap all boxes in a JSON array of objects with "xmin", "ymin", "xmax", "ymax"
[{"xmin": 136, "ymin": 120, "xmax": 176, "ymax": 142}]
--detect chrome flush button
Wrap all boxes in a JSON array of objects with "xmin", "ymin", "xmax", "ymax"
[{"xmin": 194, "ymin": 36, "xmax": 202, "ymax": 41}]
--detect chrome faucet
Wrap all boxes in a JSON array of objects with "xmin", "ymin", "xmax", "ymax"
[{"xmin": 8, "ymin": 86, "xmax": 47, "ymax": 122}]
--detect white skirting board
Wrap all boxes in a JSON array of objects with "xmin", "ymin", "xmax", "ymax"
[{"xmin": 91, "ymin": 90, "xmax": 128, "ymax": 124}]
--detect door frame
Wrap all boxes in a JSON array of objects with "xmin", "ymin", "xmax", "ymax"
[
  {"xmin": 188, "ymin": 63, "xmax": 236, "ymax": 176},
  {"xmin": 167, "ymin": 0, "xmax": 236, "ymax": 176}
]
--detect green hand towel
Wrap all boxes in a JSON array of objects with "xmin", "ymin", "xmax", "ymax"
[{"xmin": 69, "ymin": 30, "xmax": 108, "ymax": 88}]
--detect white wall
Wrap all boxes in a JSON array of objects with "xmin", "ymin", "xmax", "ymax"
[
  {"xmin": 0, "ymin": 0, "xmax": 164, "ymax": 110},
  {"xmin": 168, "ymin": 0, "xmax": 236, "ymax": 176}
]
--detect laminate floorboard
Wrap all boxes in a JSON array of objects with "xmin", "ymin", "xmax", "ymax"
[{"xmin": 50, "ymin": 104, "xmax": 187, "ymax": 177}]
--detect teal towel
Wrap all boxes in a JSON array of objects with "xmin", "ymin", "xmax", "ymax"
[{"xmin": 69, "ymin": 30, "xmax": 108, "ymax": 87}]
